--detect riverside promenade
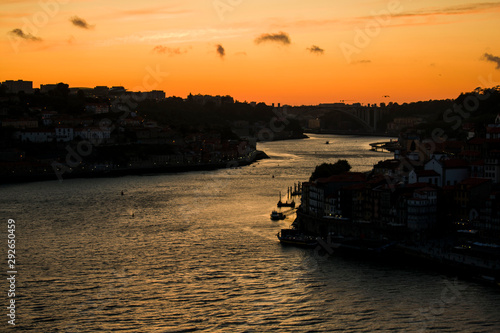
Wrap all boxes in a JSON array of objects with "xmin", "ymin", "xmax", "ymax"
[{"xmin": 397, "ymin": 241, "xmax": 500, "ymax": 276}]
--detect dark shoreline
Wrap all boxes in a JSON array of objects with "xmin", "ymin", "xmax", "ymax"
[
  {"xmin": 304, "ymin": 129, "xmax": 398, "ymax": 138},
  {"xmin": 1, "ymin": 150, "xmax": 270, "ymax": 185},
  {"xmin": 295, "ymin": 212, "xmax": 500, "ymax": 283}
]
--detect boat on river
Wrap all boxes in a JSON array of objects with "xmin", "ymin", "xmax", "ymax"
[
  {"xmin": 270, "ymin": 210, "xmax": 286, "ymax": 220},
  {"xmin": 277, "ymin": 229, "xmax": 318, "ymax": 248},
  {"xmin": 277, "ymin": 190, "xmax": 295, "ymax": 208}
]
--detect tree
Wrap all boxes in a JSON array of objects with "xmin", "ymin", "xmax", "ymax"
[
  {"xmin": 56, "ymin": 82, "xmax": 69, "ymax": 97},
  {"xmin": 309, "ymin": 159, "xmax": 352, "ymax": 181},
  {"xmin": 0, "ymin": 84, "xmax": 7, "ymax": 96}
]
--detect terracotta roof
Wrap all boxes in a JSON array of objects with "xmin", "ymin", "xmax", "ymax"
[
  {"xmin": 415, "ymin": 187, "xmax": 437, "ymax": 193},
  {"xmin": 316, "ymin": 172, "xmax": 366, "ymax": 184},
  {"xmin": 406, "ymin": 182, "xmax": 439, "ymax": 189},
  {"xmin": 459, "ymin": 178, "xmax": 491, "ymax": 187},
  {"xmin": 443, "ymin": 159, "xmax": 468, "ymax": 169},
  {"xmin": 21, "ymin": 129, "xmax": 54, "ymax": 133},
  {"xmin": 415, "ymin": 170, "xmax": 439, "ymax": 177},
  {"xmin": 469, "ymin": 159, "xmax": 484, "ymax": 166},
  {"xmin": 367, "ymin": 174, "xmax": 388, "ymax": 184},
  {"xmin": 486, "ymin": 127, "xmax": 500, "ymax": 133},
  {"xmin": 374, "ymin": 159, "xmax": 400, "ymax": 169},
  {"xmin": 468, "ymin": 137, "xmax": 486, "ymax": 145},
  {"xmin": 444, "ymin": 140, "xmax": 465, "ymax": 149},
  {"xmin": 459, "ymin": 150, "xmax": 481, "ymax": 157},
  {"xmin": 342, "ymin": 183, "xmax": 366, "ymax": 190}
]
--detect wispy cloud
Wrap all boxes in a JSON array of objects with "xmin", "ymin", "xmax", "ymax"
[
  {"xmin": 391, "ymin": 2, "xmax": 500, "ymax": 18},
  {"xmin": 70, "ymin": 16, "xmax": 94, "ymax": 30},
  {"xmin": 1, "ymin": 0, "xmax": 38, "ymax": 3},
  {"xmin": 101, "ymin": 28, "xmax": 249, "ymax": 46},
  {"xmin": 483, "ymin": 53, "xmax": 500, "ymax": 69},
  {"xmin": 119, "ymin": 7, "xmax": 192, "ymax": 17},
  {"xmin": 8, "ymin": 28, "xmax": 42, "ymax": 41},
  {"xmin": 152, "ymin": 45, "xmax": 189, "ymax": 56},
  {"xmin": 307, "ymin": 45, "xmax": 324, "ymax": 55},
  {"xmin": 216, "ymin": 44, "xmax": 225, "ymax": 59},
  {"xmin": 269, "ymin": 2, "xmax": 500, "ymax": 31},
  {"xmin": 0, "ymin": 11, "xmax": 32, "ymax": 20},
  {"xmin": 101, "ymin": 7, "xmax": 193, "ymax": 22},
  {"xmin": 352, "ymin": 59, "xmax": 371, "ymax": 64},
  {"xmin": 254, "ymin": 31, "xmax": 291, "ymax": 45}
]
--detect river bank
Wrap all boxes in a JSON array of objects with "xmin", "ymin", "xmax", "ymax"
[
  {"xmin": 5, "ymin": 133, "xmax": 500, "ymax": 332},
  {"xmin": 0, "ymin": 149, "xmax": 269, "ymax": 185},
  {"xmin": 294, "ymin": 206, "xmax": 500, "ymax": 284},
  {"xmin": 304, "ymin": 129, "xmax": 398, "ymax": 138}
]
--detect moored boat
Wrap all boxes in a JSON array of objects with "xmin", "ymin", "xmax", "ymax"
[
  {"xmin": 277, "ymin": 229, "xmax": 318, "ymax": 248},
  {"xmin": 270, "ymin": 210, "xmax": 286, "ymax": 220},
  {"xmin": 277, "ymin": 190, "xmax": 295, "ymax": 208}
]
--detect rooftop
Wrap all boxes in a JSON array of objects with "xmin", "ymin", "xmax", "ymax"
[{"xmin": 316, "ymin": 172, "xmax": 366, "ymax": 184}]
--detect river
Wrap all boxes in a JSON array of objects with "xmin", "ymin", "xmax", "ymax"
[{"xmin": 1, "ymin": 134, "xmax": 499, "ymax": 332}]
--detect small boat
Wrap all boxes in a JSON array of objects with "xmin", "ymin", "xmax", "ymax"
[
  {"xmin": 270, "ymin": 210, "xmax": 286, "ymax": 220},
  {"xmin": 277, "ymin": 200, "xmax": 295, "ymax": 208},
  {"xmin": 291, "ymin": 182, "xmax": 302, "ymax": 196},
  {"xmin": 277, "ymin": 190, "xmax": 295, "ymax": 208},
  {"xmin": 277, "ymin": 229, "xmax": 318, "ymax": 248}
]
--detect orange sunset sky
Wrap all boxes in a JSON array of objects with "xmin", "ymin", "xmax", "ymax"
[{"xmin": 1, "ymin": 0, "xmax": 500, "ymax": 106}]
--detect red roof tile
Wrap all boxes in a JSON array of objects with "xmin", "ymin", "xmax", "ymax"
[
  {"xmin": 317, "ymin": 172, "xmax": 366, "ymax": 184},
  {"xmin": 415, "ymin": 170, "xmax": 439, "ymax": 177},
  {"xmin": 460, "ymin": 150, "xmax": 481, "ymax": 157},
  {"xmin": 486, "ymin": 127, "xmax": 500, "ymax": 133},
  {"xmin": 443, "ymin": 159, "xmax": 468, "ymax": 169},
  {"xmin": 459, "ymin": 178, "xmax": 491, "ymax": 187}
]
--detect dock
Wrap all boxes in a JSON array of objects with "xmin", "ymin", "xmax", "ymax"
[{"xmin": 369, "ymin": 140, "xmax": 400, "ymax": 152}]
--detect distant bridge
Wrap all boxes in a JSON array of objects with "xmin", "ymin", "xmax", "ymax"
[{"xmin": 313, "ymin": 105, "xmax": 382, "ymax": 131}]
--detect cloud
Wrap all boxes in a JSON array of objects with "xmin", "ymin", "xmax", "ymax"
[
  {"xmin": 152, "ymin": 45, "xmax": 189, "ymax": 56},
  {"xmin": 117, "ymin": 7, "xmax": 192, "ymax": 19},
  {"xmin": 307, "ymin": 45, "xmax": 324, "ymax": 55},
  {"xmin": 70, "ymin": 16, "xmax": 94, "ymax": 29},
  {"xmin": 483, "ymin": 53, "xmax": 500, "ymax": 69},
  {"xmin": 391, "ymin": 2, "xmax": 500, "ymax": 18},
  {"xmin": 8, "ymin": 28, "xmax": 42, "ymax": 41},
  {"xmin": 352, "ymin": 60, "xmax": 371, "ymax": 64},
  {"xmin": 254, "ymin": 31, "xmax": 291, "ymax": 45},
  {"xmin": 216, "ymin": 44, "xmax": 225, "ymax": 58},
  {"xmin": 101, "ymin": 28, "xmax": 250, "ymax": 47}
]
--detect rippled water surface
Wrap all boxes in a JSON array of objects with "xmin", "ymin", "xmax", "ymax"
[{"xmin": 1, "ymin": 134, "xmax": 500, "ymax": 332}]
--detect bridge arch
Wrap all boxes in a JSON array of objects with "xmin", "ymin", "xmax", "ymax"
[{"xmin": 316, "ymin": 107, "xmax": 377, "ymax": 131}]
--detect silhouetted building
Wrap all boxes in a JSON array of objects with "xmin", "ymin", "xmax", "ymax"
[
  {"xmin": 40, "ymin": 84, "xmax": 58, "ymax": 93},
  {"xmin": 2, "ymin": 80, "xmax": 33, "ymax": 94},
  {"xmin": 148, "ymin": 90, "xmax": 166, "ymax": 100},
  {"xmin": 94, "ymin": 86, "xmax": 110, "ymax": 97}
]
